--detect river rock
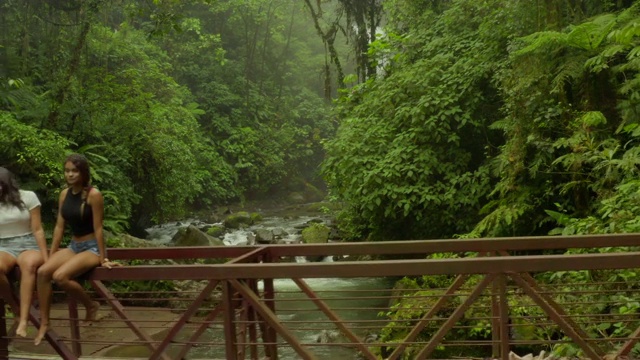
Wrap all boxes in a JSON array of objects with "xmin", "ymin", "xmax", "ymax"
[
  {"xmin": 171, "ymin": 225, "xmax": 224, "ymax": 247},
  {"xmin": 301, "ymin": 223, "xmax": 330, "ymax": 244},
  {"xmin": 223, "ymin": 211, "xmax": 253, "ymax": 229},
  {"xmin": 271, "ymin": 227, "xmax": 288, "ymax": 238},
  {"xmin": 246, "ymin": 232, "xmax": 256, "ymax": 245},
  {"xmin": 508, "ymin": 351, "xmax": 557, "ymax": 360},
  {"xmin": 255, "ymin": 229, "xmax": 274, "ymax": 244},
  {"xmin": 315, "ymin": 330, "xmax": 340, "ymax": 343},
  {"xmin": 206, "ymin": 225, "xmax": 225, "ymax": 237}
]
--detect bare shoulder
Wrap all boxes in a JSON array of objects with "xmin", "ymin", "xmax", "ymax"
[
  {"xmin": 59, "ymin": 188, "xmax": 69, "ymax": 200},
  {"xmin": 88, "ymin": 187, "xmax": 103, "ymax": 201}
]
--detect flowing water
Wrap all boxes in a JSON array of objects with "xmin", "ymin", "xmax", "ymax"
[
  {"xmin": 185, "ymin": 276, "xmax": 392, "ymax": 359},
  {"xmin": 108, "ymin": 213, "xmax": 391, "ymax": 359}
]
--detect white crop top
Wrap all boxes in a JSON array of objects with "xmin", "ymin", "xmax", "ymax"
[{"xmin": 0, "ymin": 190, "xmax": 40, "ymax": 238}]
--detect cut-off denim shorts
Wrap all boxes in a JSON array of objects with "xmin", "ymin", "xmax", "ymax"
[
  {"xmin": 0, "ymin": 234, "xmax": 39, "ymax": 258},
  {"xmin": 69, "ymin": 239, "xmax": 100, "ymax": 256}
]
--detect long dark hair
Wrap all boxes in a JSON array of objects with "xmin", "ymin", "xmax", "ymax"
[
  {"xmin": 0, "ymin": 167, "xmax": 25, "ymax": 210},
  {"xmin": 65, "ymin": 153, "xmax": 92, "ymax": 218}
]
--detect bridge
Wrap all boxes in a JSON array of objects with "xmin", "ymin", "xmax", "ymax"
[{"xmin": 1, "ymin": 234, "xmax": 640, "ymax": 359}]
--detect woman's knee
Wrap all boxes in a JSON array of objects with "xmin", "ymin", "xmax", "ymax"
[
  {"xmin": 17, "ymin": 257, "xmax": 42, "ymax": 274},
  {"xmin": 37, "ymin": 263, "xmax": 55, "ymax": 279},
  {"xmin": 18, "ymin": 262, "xmax": 39, "ymax": 275},
  {"xmin": 51, "ymin": 270, "xmax": 71, "ymax": 286}
]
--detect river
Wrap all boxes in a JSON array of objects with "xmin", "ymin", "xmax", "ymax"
[{"xmin": 118, "ymin": 213, "xmax": 393, "ymax": 359}]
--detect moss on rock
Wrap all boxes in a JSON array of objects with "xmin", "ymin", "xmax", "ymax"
[{"xmin": 301, "ymin": 223, "xmax": 330, "ymax": 244}]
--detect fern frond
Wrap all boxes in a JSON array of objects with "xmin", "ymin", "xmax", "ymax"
[
  {"xmin": 513, "ymin": 31, "xmax": 569, "ymax": 57},
  {"xmin": 567, "ymin": 14, "xmax": 616, "ymax": 51},
  {"xmin": 551, "ymin": 56, "xmax": 586, "ymax": 93}
]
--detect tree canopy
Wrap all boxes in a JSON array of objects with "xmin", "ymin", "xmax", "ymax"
[
  {"xmin": 1, "ymin": 0, "xmax": 338, "ymax": 231},
  {"xmin": 3, "ymin": 0, "xmax": 640, "ymax": 243},
  {"xmin": 322, "ymin": 0, "xmax": 640, "ymax": 240}
]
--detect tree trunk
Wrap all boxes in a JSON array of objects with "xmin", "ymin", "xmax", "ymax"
[{"xmin": 43, "ymin": 5, "xmax": 92, "ymax": 130}]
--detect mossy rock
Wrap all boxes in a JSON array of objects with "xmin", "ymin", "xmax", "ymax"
[
  {"xmin": 301, "ymin": 223, "xmax": 330, "ymax": 244},
  {"xmin": 206, "ymin": 225, "xmax": 225, "ymax": 237},
  {"xmin": 223, "ymin": 211, "xmax": 252, "ymax": 229},
  {"xmin": 170, "ymin": 227, "xmax": 187, "ymax": 243},
  {"xmin": 250, "ymin": 212, "xmax": 263, "ymax": 223},
  {"xmin": 172, "ymin": 225, "xmax": 224, "ymax": 247}
]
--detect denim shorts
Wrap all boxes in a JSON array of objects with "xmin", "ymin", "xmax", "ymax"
[
  {"xmin": 0, "ymin": 234, "xmax": 40, "ymax": 258},
  {"xmin": 69, "ymin": 239, "xmax": 100, "ymax": 256}
]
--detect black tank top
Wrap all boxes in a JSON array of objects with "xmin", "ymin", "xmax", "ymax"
[{"xmin": 61, "ymin": 188, "xmax": 95, "ymax": 237}]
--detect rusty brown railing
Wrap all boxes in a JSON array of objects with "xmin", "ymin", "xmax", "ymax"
[{"xmin": 1, "ymin": 233, "xmax": 640, "ymax": 359}]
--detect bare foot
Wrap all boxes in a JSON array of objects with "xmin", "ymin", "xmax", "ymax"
[
  {"xmin": 7, "ymin": 320, "xmax": 18, "ymax": 337},
  {"xmin": 16, "ymin": 321, "xmax": 27, "ymax": 337},
  {"xmin": 34, "ymin": 323, "xmax": 48, "ymax": 345},
  {"xmin": 84, "ymin": 301, "xmax": 100, "ymax": 323}
]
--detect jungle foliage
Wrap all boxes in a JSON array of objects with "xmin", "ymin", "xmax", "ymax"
[
  {"xmin": 0, "ymin": 0, "xmax": 340, "ymax": 230},
  {"xmin": 323, "ymin": 0, "xmax": 640, "ymax": 241},
  {"xmin": 4, "ymin": 0, "xmax": 640, "ymax": 356},
  {"xmin": 320, "ymin": 0, "xmax": 640, "ymax": 357}
]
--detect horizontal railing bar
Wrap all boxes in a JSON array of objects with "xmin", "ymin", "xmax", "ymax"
[
  {"xmin": 105, "ymin": 233, "xmax": 640, "ymax": 259},
  {"xmin": 88, "ymin": 252, "xmax": 640, "ymax": 280},
  {"xmin": 106, "ymin": 246, "xmax": 255, "ymax": 259}
]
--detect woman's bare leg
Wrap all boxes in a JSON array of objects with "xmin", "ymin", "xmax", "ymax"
[
  {"xmin": 51, "ymin": 251, "xmax": 100, "ymax": 323},
  {"xmin": 15, "ymin": 250, "xmax": 44, "ymax": 337},
  {"xmin": 35, "ymin": 249, "xmax": 74, "ymax": 345},
  {"xmin": 0, "ymin": 252, "xmax": 18, "ymax": 316}
]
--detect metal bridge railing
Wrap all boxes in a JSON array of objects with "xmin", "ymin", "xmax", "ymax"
[{"xmin": 1, "ymin": 233, "xmax": 640, "ymax": 359}]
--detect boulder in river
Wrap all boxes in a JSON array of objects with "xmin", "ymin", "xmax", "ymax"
[{"xmin": 170, "ymin": 225, "xmax": 224, "ymax": 247}]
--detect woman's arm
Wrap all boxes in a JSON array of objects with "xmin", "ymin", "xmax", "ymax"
[
  {"xmin": 88, "ymin": 189, "xmax": 106, "ymax": 265},
  {"xmin": 29, "ymin": 205, "xmax": 49, "ymax": 262},
  {"xmin": 50, "ymin": 189, "xmax": 67, "ymax": 255}
]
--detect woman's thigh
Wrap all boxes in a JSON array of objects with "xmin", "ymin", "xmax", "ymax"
[
  {"xmin": 39, "ymin": 249, "xmax": 76, "ymax": 275},
  {"xmin": 53, "ymin": 251, "xmax": 100, "ymax": 280}
]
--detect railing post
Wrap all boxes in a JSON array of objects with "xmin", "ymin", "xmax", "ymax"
[
  {"xmin": 491, "ymin": 266, "xmax": 500, "ymax": 358},
  {"xmin": 262, "ymin": 253, "xmax": 277, "ymax": 360},
  {"xmin": 247, "ymin": 279, "xmax": 260, "ymax": 360},
  {"xmin": 497, "ymin": 274, "xmax": 510, "ymax": 359},
  {"xmin": 0, "ymin": 300, "xmax": 8, "ymax": 359},
  {"xmin": 223, "ymin": 280, "xmax": 239, "ymax": 360},
  {"xmin": 68, "ymin": 298, "xmax": 82, "ymax": 357}
]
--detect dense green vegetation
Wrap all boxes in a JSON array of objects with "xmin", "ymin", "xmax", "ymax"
[
  {"xmin": 1, "ymin": 0, "xmax": 340, "ymax": 232},
  {"xmin": 319, "ymin": 1, "xmax": 640, "ymax": 357},
  {"xmin": 5, "ymin": 1, "xmax": 639, "ymax": 242},
  {"xmin": 324, "ymin": 0, "xmax": 640, "ymax": 241},
  {"xmin": 3, "ymin": 0, "xmax": 640, "ymax": 356}
]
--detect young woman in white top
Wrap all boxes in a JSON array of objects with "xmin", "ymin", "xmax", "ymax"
[{"xmin": 0, "ymin": 167, "xmax": 48, "ymax": 338}]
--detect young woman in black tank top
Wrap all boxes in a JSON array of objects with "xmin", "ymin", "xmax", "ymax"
[{"xmin": 35, "ymin": 153, "xmax": 119, "ymax": 346}]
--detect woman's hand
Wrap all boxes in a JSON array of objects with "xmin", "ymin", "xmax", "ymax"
[{"xmin": 101, "ymin": 258, "xmax": 122, "ymax": 269}]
